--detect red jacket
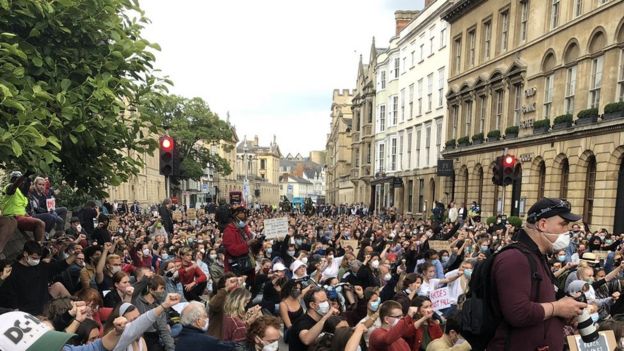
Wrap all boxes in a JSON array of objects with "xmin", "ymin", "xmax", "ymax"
[
  {"xmin": 408, "ymin": 321, "xmax": 443, "ymax": 351},
  {"xmin": 178, "ymin": 262, "xmax": 207, "ymax": 285},
  {"xmin": 369, "ymin": 316, "xmax": 416, "ymax": 351},
  {"xmin": 222, "ymin": 223, "xmax": 251, "ymax": 272}
]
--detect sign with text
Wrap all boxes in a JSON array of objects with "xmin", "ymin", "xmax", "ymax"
[
  {"xmin": 341, "ymin": 239, "xmax": 360, "ymax": 256},
  {"xmin": 437, "ymin": 160, "xmax": 454, "ymax": 177},
  {"xmin": 567, "ymin": 330, "xmax": 616, "ymax": 351},
  {"xmin": 46, "ymin": 198, "xmax": 56, "ymax": 212},
  {"xmin": 186, "ymin": 208, "xmax": 196, "ymax": 220},
  {"xmin": 592, "ymin": 251, "xmax": 609, "ymax": 260},
  {"xmin": 263, "ymin": 217, "xmax": 289, "ymax": 239},
  {"xmin": 172, "ymin": 210, "xmax": 183, "ymax": 222},
  {"xmin": 108, "ymin": 219, "xmax": 118, "ymax": 233},
  {"xmin": 428, "ymin": 240, "xmax": 451, "ymax": 252},
  {"xmin": 430, "ymin": 287, "xmax": 451, "ymax": 311}
]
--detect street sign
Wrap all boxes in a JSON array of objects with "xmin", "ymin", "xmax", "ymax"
[{"xmin": 437, "ymin": 160, "xmax": 454, "ymax": 176}]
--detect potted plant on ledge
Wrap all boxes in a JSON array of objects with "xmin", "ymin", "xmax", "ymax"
[
  {"xmin": 487, "ymin": 129, "xmax": 500, "ymax": 142},
  {"xmin": 576, "ymin": 108, "xmax": 599, "ymax": 126},
  {"xmin": 603, "ymin": 102, "xmax": 624, "ymax": 121},
  {"xmin": 472, "ymin": 132, "xmax": 484, "ymax": 145},
  {"xmin": 457, "ymin": 136, "xmax": 471, "ymax": 147},
  {"xmin": 532, "ymin": 118, "xmax": 550, "ymax": 134},
  {"xmin": 504, "ymin": 126, "xmax": 519, "ymax": 139},
  {"xmin": 445, "ymin": 139, "xmax": 456, "ymax": 150},
  {"xmin": 552, "ymin": 114, "xmax": 573, "ymax": 130}
]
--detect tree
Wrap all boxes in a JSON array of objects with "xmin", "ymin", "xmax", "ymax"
[
  {"xmin": 0, "ymin": 0, "xmax": 169, "ymax": 197},
  {"xmin": 141, "ymin": 94, "xmax": 235, "ymax": 183}
]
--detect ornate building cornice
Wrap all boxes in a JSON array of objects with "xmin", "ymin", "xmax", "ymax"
[{"xmin": 441, "ymin": 0, "xmax": 486, "ymax": 24}]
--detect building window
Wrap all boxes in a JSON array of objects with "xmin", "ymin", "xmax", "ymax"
[
  {"xmin": 417, "ymin": 79, "xmax": 423, "ymax": 115},
  {"xmin": 381, "ymin": 71, "xmax": 386, "ymax": 89},
  {"xmin": 560, "ymin": 158, "xmax": 569, "ymax": 200},
  {"xmin": 454, "ymin": 37, "xmax": 462, "ymax": 73},
  {"xmin": 574, "ymin": 0, "xmax": 582, "ymax": 17},
  {"xmin": 438, "ymin": 67, "xmax": 445, "ymax": 107},
  {"xmin": 409, "ymin": 84, "xmax": 414, "ymax": 118},
  {"xmin": 544, "ymin": 74, "xmax": 554, "ymax": 119},
  {"xmin": 482, "ymin": 20, "xmax": 491, "ymax": 61},
  {"xmin": 499, "ymin": 10, "xmax": 509, "ymax": 52},
  {"xmin": 408, "ymin": 180, "xmax": 414, "ymax": 212},
  {"xmin": 618, "ymin": 49, "xmax": 624, "ymax": 101},
  {"xmin": 400, "ymin": 89, "xmax": 406, "ymax": 122},
  {"xmin": 513, "ymin": 84, "xmax": 522, "ymax": 126},
  {"xmin": 550, "ymin": 0, "xmax": 560, "ymax": 29},
  {"xmin": 477, "ymin": 167, "xmax": 484, "ymax": 206},
  {"xmin": 589, "ymin": 56, "xmax": 603, "ymax": 108},
  {"xmin": 465, "ymin": 100, "xmax": 473, "ymax": 136},
  {"xmin": 391, "ymin": 138, "xmax": 397, "ymax": 171},
  {"xmin": 429, "ymin": 28, "xmax": 435, "ymax": 55},
  {"xmin": 407, "ymin": 131, "xmax": 412, "ymax": 168},
  {"xmin": 479, "ymin": 95, "xmax": 487, "ymax": 133},
  {"xmin": 565, "ymin": 66, "xmax": 577, "ymax": 114},
  {"xmin": 537, "ymin": 161, "xmax": 546, "ymax": 199},
  {"xmin": 402, "ymin": 57, "xmax": 407, "ymax": 73},
  {"xmin": 394, "ymin": 57, "xmax": 400, "ymax": 78},
  {"xmin": 378, "ymin": 143, "xmax": 385, "ymax": 172},
  {"xmin": 440, "ymin": 25, "xmax": 447, "ymax": 49},
  {"xmin": 368, "ymin": 102, "xmax": 373, "ymax": 123},
  {"xmin": 425, "ymin": 124, "xmax": 431, "ymax": 165},
  {"xmin": 260, "ymin": 159, "xmax": 266, "ymax": 170},
  {"xmin": 519, "ymin": 1, "xmax": 529, "ymax": 42},
  {"xmin": 392, "ymin": 96, "xmax": 399, "ymax": 125},
  {"xmin": 451, "ymin": 105, "xmax": 459, "ymax": 139},
  {"xmin": 427, "ymin": 74, "xmax": 433, "ymax": 112},
  {"xmin": 411, "ymin": 51, "xmax": 415, "ymax": 67},
  {"xmin": 434, "ymin": 119, "xmax": 442, "ymax": 157},
  {"xmin": 399, "ymin": 135, "xmax": 404, "ymax": 169},
  {"xmin": 416, "ymin": 129, "xmax": 421, "ymax": 168},
  {"xmin": 583, "ymin": 155, "xmax": 596, "ymax": 224},
  {"xmin": 379, "ymin": 105, "xmax": 386, "ymax": 132},
  {"xmin": 418, "ymin": 179, "xmax": 425, "ymax": 212},
  {"xmin": 495, "ymin": 90, "xmax": 504, "ymax": 130},
  {"xmin": 367, "ymin": 143, "xmax": 371, "ymax": 164},
  {"xmin": 467, "ymin": 29, "xmax": 476, "ymax": 68}
]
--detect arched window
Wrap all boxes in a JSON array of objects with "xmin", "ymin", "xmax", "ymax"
[
  {"xmin": 463, "ymin": 168, "xmax": 469, "ymax": 205},
  {"xmin": 477, "ymin": 167, "xmax": 484, "ymax": 206},
  {"xmin": 537, "ymin": 161, "xmax": 546, "ymax": 199},
  {"xmin": 583, "ymin": 156, "xmax": 597, "ymax": 224},
  {"xmin": 560, "ymin": 158, "xmax": 569, "ymax": 200}
]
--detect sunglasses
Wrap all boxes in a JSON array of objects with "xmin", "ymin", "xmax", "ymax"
[{"xmin": 529, "ymin": 200, "xmax": 571, "ymax": 221}]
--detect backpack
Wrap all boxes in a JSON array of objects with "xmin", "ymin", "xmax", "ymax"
[{"xmin": 460, "ymin": 242, "xmax": 542, "ymax": 351}]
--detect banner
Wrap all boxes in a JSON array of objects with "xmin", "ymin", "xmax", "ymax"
[
  {"xmin": 263, "ymin": 217, "xmax": 289, "ymax": 239},
  {"xmin": 430, "ymin": 287, "xmax": 451, "ymax": 311}
]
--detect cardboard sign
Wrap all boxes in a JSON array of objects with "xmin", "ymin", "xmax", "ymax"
[
  {"xmin": 263, "ymin": 217, "xmax": 289, "ymax": 239},
  {"xmin": 46, "ymin": 198, "xmax": 56, "ymax": 212},
  {"xmin": 592, "ymin": 251, "xmax": 609, "ymax": 260},
  {"xmin": 108, "ymin": 219, "xmax": 118, "ymax": 233},
  {"xmin": 428, "ymin": 240, "xmax": 451, "ymax": 252},
  {"xmin": 567, "ymin": 330, "xmax": 617, "ymax": 351},
  {"xmin": 341, "ymin": 239, "xmax": 360, "ymax": 256},
  {"xmin": 430, "ymin": 287, "xmax": 451, "ymax": 311},
  {"xmin": 172, "ymin": 210, "xmax": 183, "ymax": 222},
  {"xmin": 187, "ymin": 208, "xmax": 196, "ymax": 220}
]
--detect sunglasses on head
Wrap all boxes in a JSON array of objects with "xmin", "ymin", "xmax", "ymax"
[{"xmin": 528, "ymin": 200, "xmax": 571, "ymax": 222}]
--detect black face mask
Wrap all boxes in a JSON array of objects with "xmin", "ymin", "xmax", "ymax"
[{"xmin": 290, "ymin": 289, "xmax": 301, "ymax": 299}]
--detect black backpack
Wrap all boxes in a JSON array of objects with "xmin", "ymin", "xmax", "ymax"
[{"xmin": 460, "ymin": 242, "xmax": 542, "ymax": 351}]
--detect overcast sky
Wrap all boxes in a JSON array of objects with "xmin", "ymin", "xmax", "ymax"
[{"xmin": 140, "ymin": 0, "xmax": 425, "ymax": 157}]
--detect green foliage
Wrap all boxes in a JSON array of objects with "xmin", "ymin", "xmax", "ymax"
[
  {"xmin": 505, "ymin": 126, "xmax": 519, "ymax": 135},
  {"xmin": 533, "ymin": 118, "xmax": 550, "ymax": 129},
  {"xmin": 508, "ymin": 216, "xmax": 523, "ymax": 228},
  {"xmin": 457, "ymin": 136, "xmax": 470, "ymax": 145},
  {"xmin": 553, "ymin": 114, "xmax": 573, "ymax": 125},
  {"xmin": 141, "ymin": 94, "xmax": 235, "ymax": 182},
  {"xmin": 445, "ymin": 139, "xmax": 456, "ymax": 147},
  {"xmin": 604, "ymin": 102, "xmax": 624, "ymax": 114},
  {"xmin": 577, "ymin": 108, "xmax": 599, "ymax": 119},
  {"xmin": 0, "ymin": 0, "xmax": 169, "ymax": 198},
  {"xmin": 472, "ymin": 132, "xmax": 484, "ymax": 141},
  {"xmin": 486, "ymin": 216, "xmax": 497, "ymax": 225},
  {"xmin": 487, "ymin": 130, "xmax": 501, "ymax": 139}
]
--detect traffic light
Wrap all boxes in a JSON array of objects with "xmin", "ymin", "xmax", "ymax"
[
  {"xmin": 159, "ymin": 135, "xmax": 174, "ymax": 176},
  {"xmin": 492, "ymin": 156, "xmax": 503, "ymax": 186},
  {"xmin": 502, "ymin": 154, "xmax": 517, "ymax": 186}
]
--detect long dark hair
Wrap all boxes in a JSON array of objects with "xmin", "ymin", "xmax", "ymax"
[{"xmin": 69, "ymin": 318, "xmax": 99, "ymax": 345}]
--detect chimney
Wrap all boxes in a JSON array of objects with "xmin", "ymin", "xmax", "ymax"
[
  {"xmin": 394, "ymin": 10, "xmax": 420, "ymax": 36},
  {"xmin": 254, "ymin": 135, "xmax": 259, "ymax": 146}
]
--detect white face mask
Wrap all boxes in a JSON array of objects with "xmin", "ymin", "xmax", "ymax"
[
  {"xmin": 549, "ymin": 232, "xmax": 571, "ymax": 251},
  {"xmin": 200, "ymin": 318, "xmax": 209, "ymax": 332},
  {"xmin": 316, "ymin": 301, "xmax": 330, "ymax": 315},
  {"xmin": 388, "ymin": 317, "xmax": 400, "ymax": 327},
  {"xmin": 262, "ymin": 341, "xmax": 279, "ymax": 351},
  {"xmin": 76, "ymin": 224, "xmax": 82, "ymax": 232},
  {"xmin": 301, "ymin": 257, "xmax": 308, "ymax": 264},
  {"xmin": 110, "ymin": 266, "xmax": 121, "ymax": 274},
  {"xmin": 384, "ymin": 272, "xmax": 392, "ymax": 282},
  {"xmin": 27, "ymin": 257, "xmax": 40, "ymax": 266},
  {"xmin": 371, "ymin": 260, "xmax": 380, "ymax": 269},
  {"xmin": 142, "ymin": 248, "xmax": 151, "ymax": 256}
]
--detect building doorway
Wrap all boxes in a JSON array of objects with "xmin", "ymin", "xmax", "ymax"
[{"xmin": 614, "ymin": 159, "xmax": 624, "ymax": 234}]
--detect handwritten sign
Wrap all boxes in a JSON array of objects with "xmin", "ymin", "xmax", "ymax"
[
  {"xmin": 341, "ymin": 239, "xmax": 360, "ymax": 256},
  {"xmin": 108, "ymin": 219, "xmax": 119, "ymax": 233},
  {"xmin": 187, "ymin": 208, "xmax": 196, "ymax": 220},
  {"xmin": 428, "ymin": 240, "xmax": 451, "ymax": 252},
  {"xmin": 263, "ymin": 217, "xmax": 289, "ymax": 239},
  {"xmin": 567, "ymin": 330, "xmax": 616, "ymax": 351},
  {"xmin": 172, "ymin": 210, "xmax": 183, "ymax": 222},
  {"xmin": 46, "ymin": 198, "xmax": 56, "ymax": 212},
  {"xmin": 430, "ymin": 287, "xmax": 451, "ymax": 311},
  {"xmin": 592, "ymin": 251, "xmax": 609, "ymax": 260}
]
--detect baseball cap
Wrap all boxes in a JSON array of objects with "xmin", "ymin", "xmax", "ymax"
[
  {"xmin": 0, "ymin": 311, "xmax": 74, "ymax": 351},
  {"xmin": 527, "ymin": 198, "xmax": 581, "ymax": 223}
]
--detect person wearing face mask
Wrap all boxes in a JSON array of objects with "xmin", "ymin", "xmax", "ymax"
[
  {"xmin": 176, "ymin": 301, "xmax": 234, "ymax": 351},
  {"xmin": 369, "ymin": 301, "xmax": 428, "ymax": 351},
  {"xmin": 132, "ymin": 275, "xmax": 175, "ymax": 351},
  {"xmin": 221, "ymin": 206, "xmax": 254, "ymax": 283},
  {"xmin": 357, "ymin": 288, "xmax": 383, "ymax": 348},
  {"xmin": 488, "ymin": 198, "xmax": 587, "ymax": 351},
  {"xmin": 244, "ymin": 315, "xmax": 282, "ymax": 351},
  {"xmin": 208, "ymin": 249, "xmax": 225, "ymax": 288},
  {"xmin": 0, "ymin": 240, "xmax": 77, "ymax": 315},
  {"xmin": 279, "ymin": 280, "xmax": 305, "ymax": 343},
  {"xmin": 208, "ymin": 273, "xmax": 240, "ymax": 339},
  {"xmin": 289, "ymin": 287, "xmax": 339, "ymax": 351},
  {"xmin": 425, "ymin": 313, "xmax": 471, "ymax": 351}
]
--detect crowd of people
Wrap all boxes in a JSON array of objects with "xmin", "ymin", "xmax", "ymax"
[{"xmin": 0, "ymin": 171, "xmax": 623, "ymax": 351}]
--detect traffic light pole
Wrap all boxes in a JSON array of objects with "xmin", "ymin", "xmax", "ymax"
[
  {"xmin": 165, "ymin": 175, "xmax": 170, "ymax": 200},
  {"xmin": 501, "ymin": 147, "xmax": 508, "ymax": 216}
]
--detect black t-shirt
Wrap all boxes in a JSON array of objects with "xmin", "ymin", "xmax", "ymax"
[{"xmin": 288, "ymin": 314, "xmax": 318, "ymax": 351}]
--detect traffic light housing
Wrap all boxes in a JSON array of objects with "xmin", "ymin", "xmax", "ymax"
[
  {"xmin": 492, "ymin": 156, "xmax": 503, "ymax": 186},
  {"xmin": 159, "ymin": 135, "xmax": 174, "ymax": 176},
  {"xmin": 502, "ymin": 154, "xmax": 517, "ymax": 186}
]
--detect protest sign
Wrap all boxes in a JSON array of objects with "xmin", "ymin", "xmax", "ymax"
[
  {"xmin": 341, "ymin": 239, "xmax": 360, "ymax": 256},
  {"xmin": 46, "ymin": 198, "xmax": 56, "ymax": 212},
  {"xmin": 263, "ymin": 217, "xmax": 289, "ymax": 239},
  {"xmin": 108, "ymin": 219, "xmax": 119, "ymax": 233},
  {"xmin": 592, "ymin": 251, "xmax": 609, "ymax": 260},
  {"xmin": 172, "ymin": 211, "xmax": 183, "ymax": 222},
  {"xmin": 428, "ymin": 240, "xmax": 451, "ymax": 252},
  {"xmin": 187, "ymin": 208, "xmax": 196, "ymax": 220},
  {"xmin": 567, "ymin": 330, "xmax": 616, "ymax": 351},
  {"xmin": 430, "ymin": 287, "xmax": 451, "ymax": 311}
]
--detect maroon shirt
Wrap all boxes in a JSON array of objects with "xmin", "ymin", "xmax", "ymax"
[{"xmin": 488, "ymin": 229, "xmax": 565, "ymax": 351}]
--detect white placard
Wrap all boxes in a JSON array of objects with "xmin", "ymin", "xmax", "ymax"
[
  {"xmin": 430, "ymin": 287, "xmax": 451, "ymax": 311},
  {"xmin": 263, "ymin": 217, "xmax": 289, "ymax": 239}
]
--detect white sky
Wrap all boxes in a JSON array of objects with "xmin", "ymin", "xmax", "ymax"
[{"xmin": 140, "ymin": 0, "xmax": 424, "ymax": 157}]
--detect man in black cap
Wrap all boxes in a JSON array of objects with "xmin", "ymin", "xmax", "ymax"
[{"xmin": 487, "ymin": 198, "xmax": 588, "ymax": 351}]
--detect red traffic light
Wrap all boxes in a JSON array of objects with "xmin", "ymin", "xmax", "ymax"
[
  {"xmin": 160, "ymin": 136, "xmax": 174, "ymax": 152},
  {"xmin": 503, "ymin": 155, "xmax": 516, "ymax": 167}
]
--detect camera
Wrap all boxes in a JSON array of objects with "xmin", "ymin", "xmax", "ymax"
[{"xmin": 573, "ymin": 294, "xmax": 599, "ymax": 343}]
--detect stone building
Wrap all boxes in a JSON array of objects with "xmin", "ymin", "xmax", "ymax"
[
  {"xmin": 442, "ymin": 0, "xmax": 624, "ymax": 232},
  {"xmin": 236, "ymin": 135, "xmax": 281, "ymax": 206},
  {"xmin": 326, "ymin": 89, "xmax": 355, "ymax": 205},
  {"xmin": 280, "ymin": 152, "xmax": 326, "ymax": 203}
]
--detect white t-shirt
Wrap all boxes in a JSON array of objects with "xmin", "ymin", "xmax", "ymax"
[
  {"xmin": 418, "ymin": 278, "xmax": 441, "ymax": 297},
  {"xmin": 321, "ymin": 256, "xmax": 344, "ymax": 281},
  {"xmin": 357, "ymin": 315, "xmax": 381, "ymax": 347}
]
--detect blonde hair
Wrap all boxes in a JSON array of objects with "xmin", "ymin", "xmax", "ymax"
[{"xmin": 224, "ymin": 287, "xmax": 251, "ymax": 318}]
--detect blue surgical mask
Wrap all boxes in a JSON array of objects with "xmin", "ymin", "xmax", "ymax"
[
  {"xmin": 432, "ymin": 259, "xmax": 440, "ymax": 265},
  {"xmin": 236, "ymin": 220, "xmax": 245, "ymax": 228},
  {"xmin": 557, "ymin": 255, "xmax": 566, "ymax": 262},
  {"xmin": 441, "ymin": 256, "xmax": 450, "ymax": 263},
  {"xmin": 370, "ymin": 298, "xmax": 381, "ymax": 312},
  {"xmin": 591, "ymin": 312, "xmax": 600, "ymax": 323},
  {"xmin": 266, "ymin": 248, "xmax": 272, "ymax": 255},
  {"xmin": 463, "ymin": 269, "xmax": 473, "ymax": 279},
  {"xmin": 480, "ymin": 246, "xmax": 489, "ymax": 253}
]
